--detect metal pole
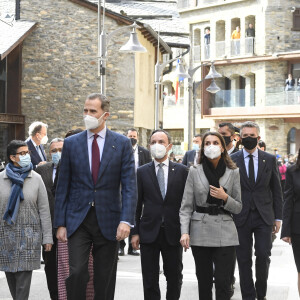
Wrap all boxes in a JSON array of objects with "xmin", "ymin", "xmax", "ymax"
[
  {"xmin": 99, "ymin": 0, "xmax": 106, "ymax": 95},
  {"xmin": 155, "ymin": 82, "xmax": 160, "ymax": 129},
  {"xmin": 187, "ymin": 76, "xmax": 193, "ymax": 149}
]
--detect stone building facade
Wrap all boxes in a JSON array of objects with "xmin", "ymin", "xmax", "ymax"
[
  {"xmin": 16, "ymin": 0, "xmax": 170, "ymax": 147},
  {"xmin": 178, "ymin": 0, "xmax": 300, "ymax": 155}
]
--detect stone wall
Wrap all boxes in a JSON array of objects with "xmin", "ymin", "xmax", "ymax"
[{"xmin": 20, "ymin": 0, "xmax": 135, "ymax": 142}]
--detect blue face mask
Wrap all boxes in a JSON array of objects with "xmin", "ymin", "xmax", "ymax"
[
  {"xmin": 51, "ymin": 152, "xmax": 61, "ymax": 166},
  {"xmin": 192, "ymin": 143, "xmax": 200, "ymax": 151},
  {"xmin": 18, "ymin": 154, "xmax": 31, "ymax": 168}
]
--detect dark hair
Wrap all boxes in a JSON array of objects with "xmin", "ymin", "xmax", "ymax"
[
  {"xmin": 258, "ymin": 140, "xmax": 266, "ymax": 150},
  {"xmin": 198, "ymin": 131, "xmax": 237, "ymax": 169},
  {"xmin": 194, "ymin": 134, "xmax": 202, "ymax": 139},
  {"xmin": 296, "ymin": 148, "xmax": 300, "ymax": 170},
  {"xmin": 86, "ymin": 93, "xmax": 110, "ymax": 112},
  {"xmin": 126, "ymin": 128, "xmax": 138, "ymax": 135},
  {"xmin": 150, "ymin": 129, "xmax": 172, "ymax": 144},
  {"xmin": 65, "ymin": 128, "xmax": 83, "ymax": 138},
  {"xmin": 7, "ymin": 140, "xmax": 27, "ymax": 163},
  {"xmin": 219, "ymin": 122, "xmax": 235, "ymax": 135}
]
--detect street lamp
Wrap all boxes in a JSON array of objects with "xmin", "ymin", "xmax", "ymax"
[
  {"xmin": 187, "ymin": 62, "xmax": 222, "ymax": 147},
  {"xmin": 97, "ymin": 0, "xmax": 147, "ymax": 95}
]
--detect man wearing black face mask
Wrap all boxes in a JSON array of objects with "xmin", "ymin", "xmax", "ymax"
[
  {"xmin": 119, "ymin": 128, "xmax": 152, "ymax": 256},
  {"xmin": 231, "ymin": 121, "xmax": 282, "ymax": 300},
  {"xmin": 218, "ymin": 122, "xmax": 239, "ymax": 155}
]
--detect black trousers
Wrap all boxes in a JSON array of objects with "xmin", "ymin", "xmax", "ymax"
[
  {"xmin": 191, "ymin": 245, "xmax": 235, "ymax": 300},
  {"xmin": 66, "ymin": 207, "xmax": 118, "ymax": 300},
  {"xmin": 140, "ymin": 227, "xmax": 183, "ymax": 300},
  {"xmin": 235, "ymin": 209, "xmax": 272, "ymax": 300},
  {"xmin": 42, "ymin": 234, "xmax": 58, "ymax": 300},
  {"xmin": 5, "ymin": 271, "xmax": 33, "ymax": 300}
]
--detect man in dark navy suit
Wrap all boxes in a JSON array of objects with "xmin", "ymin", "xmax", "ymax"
[
  {"xmin": 182, "ymin": 134, "xmax": 202, "ymax": 167},
  {"xmin": 218, "ymin": 122, "xmax": 239, "ymax": 155},
  {"xmin": 26, "ymin": 121, "xmax": 48, "ymax": 169},
  {"xmin": 132, "ymin": 129, "xmax": 188, "ymax": 300},
  {"xmin": 54, "ymin": 93, "xmax": 137, "ymax": 300},
  {"xmin": 231, "ymin": 121, "xmax": 282, "ymax": 300}
]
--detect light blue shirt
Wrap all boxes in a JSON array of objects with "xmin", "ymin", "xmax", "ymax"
[
  {"xmin": 87, "ymin": 127, "xmax": 106, "ymax": 171},
  {"xmin": 243, "ymin": 148, "xmax": 258, "ymax": 181}
]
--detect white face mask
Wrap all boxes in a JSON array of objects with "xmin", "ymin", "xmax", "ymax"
[
  {"xmin": 150, "ymin": 143, "xmax": 168, "ymax": 159},
  {"xmin": 204, "ymin": 145, "xmax": 222, "ymax": 160},
  {"xmin": 40, "ymin": 135, "xmax": 48, "ymax": 145},
  {"xmin": 84, "ymin": 112, "xmax": 106, "ymax": 130}
]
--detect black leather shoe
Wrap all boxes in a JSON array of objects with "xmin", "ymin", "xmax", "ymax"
[
  {"xmin": 118, "ymin": 248, "xmax": 125, "ymax": 256},
  {"xmin": 128, "ymin": 249, "xmax": 140, "ymax": 256}
]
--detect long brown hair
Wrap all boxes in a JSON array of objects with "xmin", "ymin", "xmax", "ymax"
[{"xmin": 198, "ymin": 131, "xmax": 237, "ymax": 169}]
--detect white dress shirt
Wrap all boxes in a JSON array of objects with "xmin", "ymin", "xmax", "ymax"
[
  {"xmin": 132, "ymin": 144, "xmax": 139, "ymax": 171},
  {"xmin": 87, "ymin": 127, "xmax": 106, "ymax": 171},
  {"xmin": 52, "ymin": 165, "xmax": 57, "ymax": 183},
  {"xmin": 227, "ymin": 145, "xmax": 236, "ymax": 155},
  {"xmin": 154, "ymin": 158, "xmax": 169, "ymax": 195},
  {"xmin": 194, "ymin": 150, "xmax": 200, "ymax": 165},
  {"xmin": 243, "ymin": 148, "xmax": 258, "ymax": 181}
]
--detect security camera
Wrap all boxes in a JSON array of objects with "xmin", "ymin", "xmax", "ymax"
[{"xmin": 291, "ymin": 7, "xmax": 296, "ymax": 13}]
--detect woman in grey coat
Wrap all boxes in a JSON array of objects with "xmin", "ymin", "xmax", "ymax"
[
  {"xmin": 0, "ymin": 140, "xmax": 53, "ymax": 300},
  {"xmin": 180, "ymin": 132, "xmax": 242, "ymax": 300}
]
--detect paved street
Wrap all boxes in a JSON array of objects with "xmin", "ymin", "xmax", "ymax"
[{"xmin": 0, "ymin": 233, "xmax": 298, "ymax": 299}]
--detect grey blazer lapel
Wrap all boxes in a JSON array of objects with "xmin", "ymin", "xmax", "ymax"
[{"xmin": 219, "ymin": 168, "xmax": 232, "ymax": 190}]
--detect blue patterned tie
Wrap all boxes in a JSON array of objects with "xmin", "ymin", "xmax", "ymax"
[{"xmin": 157, "ymin": 163, "xmax": 165, "ymax": 199}]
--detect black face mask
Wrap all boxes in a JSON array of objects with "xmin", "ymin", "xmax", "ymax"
[
  {"xmin": 242, "ymin": 137, "xmax": 258, "ymax": 150},
  {"xmin": 130, "ymin": 138, "xmax": 137, "ymax": 146},
  {"xmin": 223, "ymin": 136, "xmax": 232, "ymax": 146}
]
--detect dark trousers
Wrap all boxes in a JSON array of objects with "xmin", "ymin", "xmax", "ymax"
[
  {"xmin": 66, "ymin": 207, "xmax": 118, "ymax": 300},
  {"xmin": 42, "ymin": 234, "xmax": 58, "ymax": 300},
  {"xmin": 236, "ymin": 209, "xmax": 272, "ymax": 300},
  {"xmin": 191, "ymin": 246, "xmax": 235, "ymax": 300},
  {"xmin": 5, "ymin": 271, "xmax": 33, "ymax": 300},
  {"xmin": 140, "ymin": 227, "xmax": 183, "ymax": 300}
]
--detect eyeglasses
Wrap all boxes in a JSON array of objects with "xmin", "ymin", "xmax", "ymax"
[
  {"xmin": 14, "ymin": 151, "xmax": 31, "ymax": 156},
  {"xmin": 50, "ymin": 148, "xmax": 63, "ymax": 153}
]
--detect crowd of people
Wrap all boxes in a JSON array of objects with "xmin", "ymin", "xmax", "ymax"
[{"xmin": 0, "ymin": 93, "xmax": 299, "ymax": 300}]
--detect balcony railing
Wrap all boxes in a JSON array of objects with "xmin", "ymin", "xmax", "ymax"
[
  {"xmin": 210, "ymin": 88, "xmax": 300, "ymax": 108},
  {"xmin": 193, "ymin": 45, "xmax": 201, "ymax": 62},
  {"xmin": 231, "ymin": 39, "xmax": 240, "ymax": 56},
  {"xmin": 204, "ymin": 44, "xmax": 210, "ymax": 60},
  {"xmin": 215, "ymin": 41, "xmax": 225, "ymax": 58},
  {"xmin": 245, "ymin": 37, "xmax": 255, "ymax": 55}
]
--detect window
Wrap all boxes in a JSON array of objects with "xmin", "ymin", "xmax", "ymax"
[{"xmin": 292, "ymin": 8, "xmax": 300, "ymax": 30}]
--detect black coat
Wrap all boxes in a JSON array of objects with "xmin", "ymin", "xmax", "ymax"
[
  {"xmin": 281, "ymin": 165, "xmax": 300, "ymax": 237},
  {"xmin": 231, "ymin": 149, "xmax": 282, "ymax": 227},
  {"xmin": 137, "ymin": 145, "xmax": 152, "ymax": 166},
  {"xmin": 132, "ymin": 161, "xmax": 188, "ymax": 245},
  {"xmin": 182, "ymin": 150, "xmax": 196, "ymax": 167},
  {"xmin": 27, "ymin": 139, "xmax": 47, "ymax": 169}
]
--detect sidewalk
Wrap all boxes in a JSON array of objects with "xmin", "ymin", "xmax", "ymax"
[{"xmin": 0, "ymin": 233, "xmax": 298, "ymax": 299}]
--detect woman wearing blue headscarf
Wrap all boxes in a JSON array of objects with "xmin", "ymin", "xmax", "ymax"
[{"xmin": 0, "ymin": 140, "xmax": 53, "ymax": 300}]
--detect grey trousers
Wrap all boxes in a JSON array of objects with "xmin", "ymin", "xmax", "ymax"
[{"xmin": 5, "ymin": 271, "xmax": 33, "ymax": 300}]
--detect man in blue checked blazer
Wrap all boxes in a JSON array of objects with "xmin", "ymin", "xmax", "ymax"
[{"xmin": 54, "ymin": 93, "xmax": 137, "ymax": 300}]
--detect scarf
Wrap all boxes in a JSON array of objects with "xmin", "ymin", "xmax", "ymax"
[
  {"xmin": 202, "ymin": 156, "xmax": 226, "ymax": 206},
  {"xmin": 3, "ymin": 162, "xmax": 33, "ymax": 225}
]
